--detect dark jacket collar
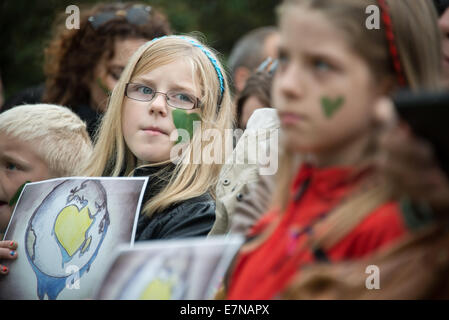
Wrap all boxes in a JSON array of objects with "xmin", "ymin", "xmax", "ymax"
[
  {"xmin": 132, "ymin": 162, "xmax": 175, "ymax": 177},
  {"xmin": 132, "ymin": 162, "xmax": 176, "ymax": 204}
]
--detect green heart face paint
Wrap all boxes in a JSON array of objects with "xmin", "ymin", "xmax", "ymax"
[
  {"xmin": 96, "ymin": 78, "xmax": 111, "ymax": 96},
  {"xmin": 321, "ymin": 96, "xmax": 345, "ymax": 119},
  {"xmin": 8, "ymin": 181, "xmax": 30, "ymax": 207},
  {"xmin": 172, "ymin": 109, "xmax": 201, "ymax": 144}
]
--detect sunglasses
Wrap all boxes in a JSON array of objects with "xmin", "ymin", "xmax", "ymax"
[{"xmin": 88, "ymin": 4, "xmax": 152, "ymax": 30}]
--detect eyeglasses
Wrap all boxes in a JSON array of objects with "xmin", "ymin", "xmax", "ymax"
[
  {"xmin": 88, "ymin": 5, "xmax": 152, "ymax": 30},
  {"xmin": 125, "ymin": 83, "xmax": 200, "ymax": 110}
]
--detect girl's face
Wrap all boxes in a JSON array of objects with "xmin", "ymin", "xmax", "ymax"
[
  {"xmin": 122, "ymin": 58, "xmax": 201, "ymax": 164},
  {"xmin": 274, "ymin": 7, "xmax": 384, "ymax": 165}
]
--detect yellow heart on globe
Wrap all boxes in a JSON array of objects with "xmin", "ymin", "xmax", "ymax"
[
  {"xmin": 54, "ymin": 205, "xmax": 93, "ymax": 257},
  {"xmin": 139, "ymin": 278, "xmax": 174, "ymax": 300}
]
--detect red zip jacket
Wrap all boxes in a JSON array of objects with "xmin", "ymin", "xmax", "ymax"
[{"xmin": 227, "ymin": 164, "xmax": 409, "ymax": 300}]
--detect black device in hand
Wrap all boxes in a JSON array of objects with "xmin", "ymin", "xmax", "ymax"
[{"xmin": 392, "ymin": 90, "xmax": 449, "ymax": 177}]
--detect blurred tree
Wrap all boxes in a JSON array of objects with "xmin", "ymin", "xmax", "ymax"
[{"xmin": 0, "ymin": 0, "xmax": 279, "ymax": 100}]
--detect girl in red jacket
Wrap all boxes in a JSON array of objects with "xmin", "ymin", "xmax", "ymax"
[{"xmin": 227, "ymin": 0, "xmax": 444, "ymax": 300}]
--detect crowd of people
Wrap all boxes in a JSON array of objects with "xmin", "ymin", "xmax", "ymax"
[{"xmin": 1, "ymin": 0, "xmax": 449, "ymax": 300}]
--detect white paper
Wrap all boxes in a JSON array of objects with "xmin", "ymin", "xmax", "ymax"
[
  {"xmin": 0, "ymin": 177, "xmax": 148, "ymax": 300},
  {"xmin": 94, "ymin": 235, "xmax": 244, "ymax": 300}
]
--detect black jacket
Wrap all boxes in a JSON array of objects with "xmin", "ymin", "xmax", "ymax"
[
  {"xmin": 2, "ymin": 84, "xmax": 101, "ymax": 140},
  {"xmin": 133, "ymin": 164, "xmax": 216, "ymax": 241}
]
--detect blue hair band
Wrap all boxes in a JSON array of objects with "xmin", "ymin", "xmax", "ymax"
[{"xmin": 146, "ymin": 35, "xmax": 225, "ymax": 106}]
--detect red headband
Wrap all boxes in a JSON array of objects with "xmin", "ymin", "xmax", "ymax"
[{"xmin": 377, "ymin": 0, "xmax": 407, "ymax": 87}]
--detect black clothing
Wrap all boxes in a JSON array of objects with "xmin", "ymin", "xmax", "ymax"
[{"xmin": 132, "ymin": 164, "xmax": 216, "ymax": 241}]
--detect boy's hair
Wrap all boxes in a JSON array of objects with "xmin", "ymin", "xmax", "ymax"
[
  {"xmin": 0, "ymin": 104, "xmax": 93, "ymax": 177},
  {"xmin": 84, "ymin": 35, "xmax": 234, "ymax": 217}
]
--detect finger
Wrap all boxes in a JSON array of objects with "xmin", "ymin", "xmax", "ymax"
[
  {"xmin": 0, "ymin": 248, "xmax": 18, "ymax": 260},
  {"xmin": 0, "ymin": 265, "xmax": 8, "ymax": 275},
  {"xmin": 0, "ymin": 240, "xmax": 18, "ymax": 250}
]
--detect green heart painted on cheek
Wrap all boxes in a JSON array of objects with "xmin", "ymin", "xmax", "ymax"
[
  {"xmin": 172, "ymin": 109, "xmax": 201, "ymax": 144},
  {"xmin": 321, "ymin": 96, "xmax": 345, "ymax": 119}
]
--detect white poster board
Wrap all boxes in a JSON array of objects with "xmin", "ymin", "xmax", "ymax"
[
  {"xmin": 95, "ymin": 235, "xmax": 244, "ymax": 300},
  {"xmin": 0, "ymin": 177, "xmax": 148, "ymax": 300}
]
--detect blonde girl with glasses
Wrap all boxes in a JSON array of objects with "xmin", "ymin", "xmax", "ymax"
[{"xmin": 83, "ymin": 35, "xmax": 233, "ymax": 240}]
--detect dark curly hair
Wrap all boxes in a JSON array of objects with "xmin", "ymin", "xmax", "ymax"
[{"xmin": 42, "ymin": 2, "xmax": 171, "ymax": 109}]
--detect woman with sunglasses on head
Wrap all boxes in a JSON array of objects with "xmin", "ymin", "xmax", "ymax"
[{"xmin": 2, "ymin": 2, "xmax": 171, "ymax": 139}]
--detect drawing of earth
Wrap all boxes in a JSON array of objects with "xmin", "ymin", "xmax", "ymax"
[
  {"xmin": 119, "ymin": 250, "xmax": 192, "ymax": 300},
  {"xmin": 24, "ymin": 180, "xmax": 110, "ymax": 300}
]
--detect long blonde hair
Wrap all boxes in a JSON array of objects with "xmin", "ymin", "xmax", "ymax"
[
  {"xmin": 270, "ymin": 0, "xmax": 443, "ymax": 248},
  {"xmin": 83, "ymin": 35, "xmax": 233, "ymax": 217}
]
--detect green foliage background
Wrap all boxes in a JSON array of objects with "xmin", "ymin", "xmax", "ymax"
[{"xmin": 0, "ymin": 0, "xmax": 279, "ymax": 100}]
